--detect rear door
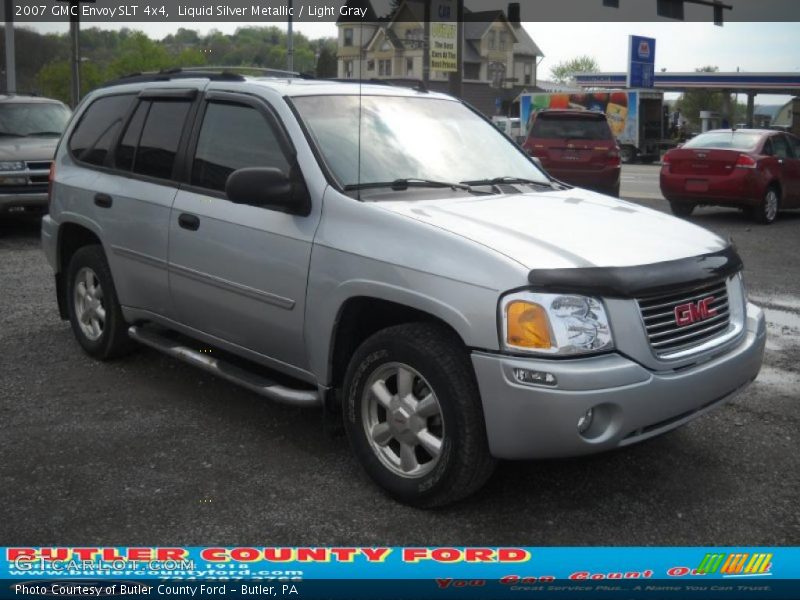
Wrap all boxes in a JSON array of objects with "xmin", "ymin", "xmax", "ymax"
[
  {"xmin": 66, "ymin": 90, "xmax": 196, "ymax": 317},
  {"xmin": 104, "ymin": 90, "xmax": 197, "ymax": 317},
  {"xmin": 773, "ymin": 134, "xmax": 800, "ymax": 205},
  {"xmin": 167, "ymin": 92, "xmax": 318, "ymax": 376}
]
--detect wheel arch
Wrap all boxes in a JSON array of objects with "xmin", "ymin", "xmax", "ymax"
[
  {"xmin": 325, "ymin": 290, "xmax": 473, "ymax": 392},
  {"xmin": 55, "ymin": 219, "xmax": 105, "ymax": 320}
]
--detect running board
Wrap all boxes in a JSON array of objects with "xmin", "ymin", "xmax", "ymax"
[{"xmin": 128, "ymin": 326, "xmax": 320, "ymax": 407}]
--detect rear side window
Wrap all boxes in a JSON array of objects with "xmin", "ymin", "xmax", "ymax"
[
  {"xmin": 69, "ymin": 94, "xmax": 135, "ymax": 166},
  {"xmin": 788, "ymin": 135, "xmax": 800, "ymax": 158},
  {"xmin": 191, "ymin": 101, "xmax": 290, "ymax": 192},
  {"xmin": 115, "ymin": 101, "xmax": 148, "ymax": 172},
  {"xmin": 771, "ymin": 135, "xmax": 791, "ymax": 159},
  {"xmin": 133, "ymin": 100, "xmax": 192, "ymax": 180},
  {"xmin": 530, "ymin": 114, "xmax": 612, "ymax": 141}
]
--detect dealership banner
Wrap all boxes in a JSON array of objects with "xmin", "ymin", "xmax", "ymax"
[{"xmin": 2, "ymin": 547, "xmax": 800, "ymax": 598}]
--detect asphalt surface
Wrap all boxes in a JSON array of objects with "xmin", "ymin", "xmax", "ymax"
[{"xmin": 1, "ymin": 165, "xmax": 798, "ymax": 546}]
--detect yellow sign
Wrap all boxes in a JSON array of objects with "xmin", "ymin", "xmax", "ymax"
[{"xmin": 430, "ymin": 22, "xmax": 457, "ymax": 73}]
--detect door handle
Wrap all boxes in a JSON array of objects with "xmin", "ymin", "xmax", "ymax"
[
  {"xmin": 178, "ymin": 213, "xmax": 200, "ymax": 231},
  {"xmin": 94, "ymin": 193, "xmax": 113, "ymax": 208}
]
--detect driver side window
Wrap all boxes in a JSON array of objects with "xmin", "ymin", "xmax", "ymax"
[{"xmin": 191, "ymin": 101, "xmax": 290, "ymax": 193}]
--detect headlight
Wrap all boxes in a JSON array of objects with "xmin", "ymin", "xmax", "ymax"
[
  {"xmin": 0, "ymin": 161, "xmax": 25, "ymax": 171},
  {"xmin": 501, "ymin": 291, "xmax": 614, "ymax": 356}
]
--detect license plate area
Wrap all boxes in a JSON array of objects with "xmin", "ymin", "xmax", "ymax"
[{"xmin": 685, "ymin": 179, "xmax": 709, "ymax": 192}]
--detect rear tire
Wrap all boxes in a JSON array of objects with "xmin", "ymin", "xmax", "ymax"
[
  {"xmin": 342, "ymin": 323, "xmax": 496, "ymax": 507},
  {"xmin": 620, "ymin": 145, "xmax": 637, "ymax": 164},
  {"xmin": 669, "ymin": 201, "xmax": 695, "ymax": 218},
  {"xmin": 750, "ymin": 186, "xmax": 780, "ymax": 225},
  {"xmin": 66, "ymin": 245, "xmax": 135, "ymax": 360}
]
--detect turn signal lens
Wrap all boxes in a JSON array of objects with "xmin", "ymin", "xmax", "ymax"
[{"xmin": 506, "ymin": 301, "xmax": 552, "ymax": 349}]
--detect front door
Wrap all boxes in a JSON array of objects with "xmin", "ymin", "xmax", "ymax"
[{"xmin": 167, "ymin": 93, "xmax": 318, "ymax": 375}]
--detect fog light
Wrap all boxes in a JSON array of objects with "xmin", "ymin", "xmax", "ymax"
[
  {"xmin": 512, "ymin": 368, "xmax": 557, "ymax": 387},
  {"xmin": 577, "ymin": 408, "xmax": 594, "ymax": 434}
]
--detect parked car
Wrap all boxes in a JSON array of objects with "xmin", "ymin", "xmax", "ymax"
[
  {"xmin": 522, "ymin": 109, "xmax": 621, "ymax": 197},
  {"xmin": 660, "ymin": 129, "xmax": 800, "ymax": 224},
  {"xmin": 0, "ymin": 94, "xmax": 71, "ymax": 217},
  {"xmin": 42, "ymin": 71, "xmax": 765, "ymax": 507}
]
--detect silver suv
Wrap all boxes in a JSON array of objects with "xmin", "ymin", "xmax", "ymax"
[
  {"xmin": 0, "ymin": 94, "xmax": 70, "ymax": 216},
  {"xmin": 42, "ymin": 71, "xmax": 766, "ymax": 507}
]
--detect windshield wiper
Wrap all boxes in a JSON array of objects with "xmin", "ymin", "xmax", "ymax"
[
  {"xmin": 28, "ymin": 131, "xmax": 63, "ymax": 137},
  {"xmin": 462, "ymin": 176, "xmax": 557, "ymax": 189},
  {"xmin": 0, "ymin": 132, "xmax": 27, "ymax": 137},
  {"xmin": 345, "ymin": 178, "xmax": 475, "ymax": 192}
]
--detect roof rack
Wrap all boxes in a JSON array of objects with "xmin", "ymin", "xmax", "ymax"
[{"xmin": 100, "ymin": 66, "xmax": 311, "ymax": 88}]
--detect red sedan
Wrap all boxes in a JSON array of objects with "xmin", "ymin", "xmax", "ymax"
[{"xmin": 660, "ymin": 129, "xmax": 800, "ymax": 224}]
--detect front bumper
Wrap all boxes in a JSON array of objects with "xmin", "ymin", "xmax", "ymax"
[
  {"xmin": 0, "ymin": 191, "xmax": 48, "ymax": 213},
  {"xmin": 472, "ymin": 302, "xmax": 766, "ymax": 459}
]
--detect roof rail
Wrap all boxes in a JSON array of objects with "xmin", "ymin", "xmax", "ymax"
[
  {"xmin": 99, "ymin": 66, "xmax": 312, "ymax": 88},
  {"xmin": 189, "ymin": 65, "xmax": 311, "ymax": 78}
]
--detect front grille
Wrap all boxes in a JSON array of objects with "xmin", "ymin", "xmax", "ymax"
[
  {"xmin": 637, "ymin": 279, "xmax": 730, "ymax": 357},
  {"xmin": 26, "ymin": 160, "xmax": 52, "ymax": 171}
]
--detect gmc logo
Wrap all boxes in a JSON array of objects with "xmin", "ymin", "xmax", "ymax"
[{"xmin": 674, "ymin": 297, "xmax": 717, "ymax": 327}]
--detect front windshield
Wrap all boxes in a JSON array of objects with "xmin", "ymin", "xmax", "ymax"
[
  {"xmin": 0, "ymin": 102, "xmax": 71, "ymax": 137},
  {"xmin": 292, "ymin": 95, "xmax": 549, "ymax": 189}
]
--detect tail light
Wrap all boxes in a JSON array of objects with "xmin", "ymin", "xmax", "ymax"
[
  {"xmin": 47, "ymin": 162, "xmax": 55, "ymax": 209},
  {"xmin": 735, "ymin": 154, "xmax": 757, "ymax": 169},
  {"xmin": 662, "ymin": 152, "xmax": 672, "ymax": 172},
  {"xmin": 607, "ymin": 149, "xmax": 621, "ymax": 167}
]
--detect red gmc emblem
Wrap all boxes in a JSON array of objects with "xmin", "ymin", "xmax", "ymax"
[{"xmin": 674, "ymin": 297, "xmax": 718, "ymax": 327}]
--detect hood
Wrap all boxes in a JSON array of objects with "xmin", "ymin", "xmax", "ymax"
[
  {"xmin": 375, "ymin": 189, "xmax": 728, "ymax": 270},
  {"xmin": 0, "ymin": 136, "xmax": 59, "ymax": 162}
]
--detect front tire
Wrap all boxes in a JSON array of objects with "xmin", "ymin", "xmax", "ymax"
[
  {"xmin": 669, "ymin": 201, "xmax": 695, "ymax": 218},
  {"xmin": 751, "ymin": 186, "xmax": 780, "ymax": 225},
  {"xmin": 342, "ymin": 323, "xmax": 496, "ymax": 507},
  {"xmin": 66, "ymin": 245, "xmax": 134, "ymax": 360}
]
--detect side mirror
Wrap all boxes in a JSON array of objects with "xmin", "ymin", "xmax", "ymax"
[
  {"xmin": 530, "ymin": 156, "xmax": 544, "ymax": 170},
  {"xmin": 226, "ymin": 167, "xmax": 298, "ymax": 213}
]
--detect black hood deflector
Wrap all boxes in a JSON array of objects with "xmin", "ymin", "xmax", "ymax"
[{"xmin": 528, "ymin": 245, "xmax": 743, "ymax": 299}]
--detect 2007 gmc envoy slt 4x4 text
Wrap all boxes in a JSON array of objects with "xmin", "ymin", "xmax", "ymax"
[{"xmin": 42, "ymin": 72, "xmax": 766, "ymax": 507}]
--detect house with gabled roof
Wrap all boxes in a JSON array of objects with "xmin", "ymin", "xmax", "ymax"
[{"xmin": 336, "ymin": 0, "xmax": 545, "ymax": 116}]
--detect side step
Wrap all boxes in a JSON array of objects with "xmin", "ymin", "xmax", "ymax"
[{"xmin": 128, "ymin": 326, "xmax": 320, "ymax": 407}]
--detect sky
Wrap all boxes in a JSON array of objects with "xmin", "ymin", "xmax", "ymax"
[{"xmin": 22, "ymin": 20, "xmax": 799, "ymax": 105}]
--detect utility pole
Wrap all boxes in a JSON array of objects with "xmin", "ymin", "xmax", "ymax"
[
  {"xmin": 287, "ymin": 0, "xmax": 294, "ymax": 73},
  {"xmin": 448, "ymin": 0, "xmax": 463, "ymax": 98},
  {"xmin": 3, "ymin": 0, "xmax": 15, "ymax": 94},
  {"xmin": 422, "ymin": 0, "xmax": 431, "ymax": 87},
  {"xmin": 69, "ymin": 0, "xmax": 81, "ymax": 106}
]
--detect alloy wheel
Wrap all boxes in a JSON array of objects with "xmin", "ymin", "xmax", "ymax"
[
  {"xmin": 73, "ymin": 267, "xmax": 106, "ymax": 341},
  {"xmin": 361, "ymin": 362, "xmax": 445, "ymax": 479}
]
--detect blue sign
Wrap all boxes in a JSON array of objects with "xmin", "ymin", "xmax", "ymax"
[{"xmin": 627, "ymin": 35, "xmax": 656, "ymax": 88}]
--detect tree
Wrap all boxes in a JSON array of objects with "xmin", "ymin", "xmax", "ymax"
[
  {"xmin": 550, "ymin": 55, "xmax": 600, "ymax": 84},
  {"xmin": 315, "ymin": 41, "xmax": 338, "ymax": 78},
  {"xmin": 37, "ymin": 60, "xmax": 105, "ymax": 104}
]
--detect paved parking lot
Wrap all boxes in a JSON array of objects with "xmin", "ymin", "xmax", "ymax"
[{"xmin": 1, "ymin": 165, "xmax": 798, "ymax": 546}]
